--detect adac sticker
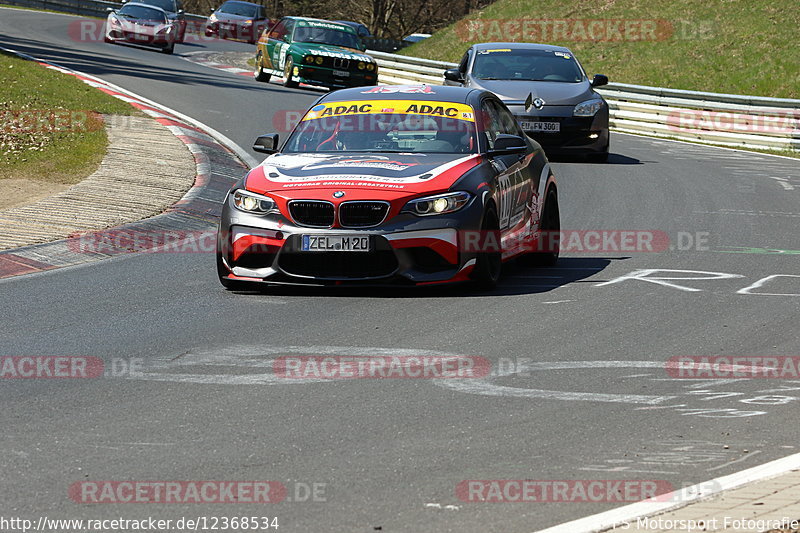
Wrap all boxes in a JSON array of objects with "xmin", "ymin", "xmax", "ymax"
[
  {"xmin": 301, "ymin": 100, "xmax": 476, "ymax": 122},
  {"xmin": 553, "ymin": 51, "xmax": 572, "ymax": 59}
]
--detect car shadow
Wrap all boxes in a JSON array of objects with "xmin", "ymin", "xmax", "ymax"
[
  {"xmin": 547, "ymin": 153, "xmax": 643, "ymax": 165},
  {"xmin": 227, "ymin": 256, "xmax": 627, "ymax": 299}
]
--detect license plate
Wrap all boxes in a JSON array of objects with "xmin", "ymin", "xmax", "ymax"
[
  {"xmin": 520, "ymin": 121, "xmax": 560, "ymax": 132},
  {"xmin": 332, "ymin": 69, "xmax": 350, "ymax": 77},
  {"xmin": 301, "ymin": 235, "xmax": 370, "ymax": 252}
]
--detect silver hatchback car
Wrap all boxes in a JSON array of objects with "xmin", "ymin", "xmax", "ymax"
[{"xmin": 444, "ymin": 42, "xmax": 610, "ymax": 162}]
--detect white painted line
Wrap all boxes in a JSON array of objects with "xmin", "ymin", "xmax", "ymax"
[{"xmin": 531, "ymin": 451, "xmax": 800, "ymax": 533}]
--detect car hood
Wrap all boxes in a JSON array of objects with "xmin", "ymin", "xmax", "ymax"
[
  {"xmin": 469, "ymin": 79, "xmax": 595, "ymax": 106},
  {"xmin": 293, "ymin": 43, "xmax": 371, "ymax": 62},
  {"xmin": 246, "ymin": 152, "xmax": 482, "ymax": 195},
  {"xmin": 113, "ymin": 17, "xmax": 169, "ymax": 32},
  {"xmin": 212, "ymin": 12, "xmax": 252, "ymax": 22}
]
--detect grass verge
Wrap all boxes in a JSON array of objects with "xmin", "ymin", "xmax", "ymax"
[
  {"xmin": 401, "ymin": 0, "xmax": 800, "ymax": 99},
  {"xmin": 0, "ymin": 50, "xmax": 136, "ymax": 185}
]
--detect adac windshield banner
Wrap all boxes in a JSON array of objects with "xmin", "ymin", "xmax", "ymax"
[{"xmin": 301, "ymin": 100, "xmax": 476, "ymax": 122}]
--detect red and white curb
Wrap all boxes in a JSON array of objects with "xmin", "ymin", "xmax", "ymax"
[{"xmin": 0, "ymin": 46, "xmax": 252, "ymax": 279}]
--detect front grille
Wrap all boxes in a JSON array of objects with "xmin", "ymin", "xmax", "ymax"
[
  {"xmin": 339, "ymin": 202, "xmax": 389, "ymax": 227},
  {"xmin": 332, "ymin": 58, "xmax": 350, "ymax": 69},
  {"xmin": 279, "ymin": 251, "xmax": 397, "ymax": 279},
  {"xmin": 289, "ymin": 201, "xmax": 334, "ymax": 228}
]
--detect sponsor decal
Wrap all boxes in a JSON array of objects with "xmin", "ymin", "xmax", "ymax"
[
  {"xmin": 304, "ymin": 157, "xmax": 417, "ymax": 172},
  {"xmin": 302, "ymin": 100, "xmax": 475, "ymax": 122},
  {"xmin": 361, "ymin": 85, "xmax": 436, "ymax": 94}
]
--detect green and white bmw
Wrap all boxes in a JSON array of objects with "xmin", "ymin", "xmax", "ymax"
[{"xmin": 253, "ymin": 17, "xmax": 378, "ymax": 89}]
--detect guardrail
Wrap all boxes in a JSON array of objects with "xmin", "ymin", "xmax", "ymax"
[
  {"xmin": 6, "ymin": 0, "xmax": 798, "ymax": 153},
  {"xmin": 368, "ymin": 50, "xmax": 800, "ymax": 152},
  {"xmin": 1, "ymin": 0, "xmax": 207, "ymax": 24}
]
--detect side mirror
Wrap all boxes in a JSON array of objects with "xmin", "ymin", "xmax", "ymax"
[
  {"xmin": 489, "ymin": 134, "xmax": 527, "ymax": 155},
  {"xmin": 177, "ymin": 9, "xmax": 184, "ymax": 14},
  {"xmin": 444, "ymin": 68, "xmax": 463, "ymax": 83},
  {"xmin": 591, "ymin": 74, "xmax": 608, "ymax": 87},
  {"xmin": 253, "ymin": 134, "xmax": 279, "ymax": 154}
]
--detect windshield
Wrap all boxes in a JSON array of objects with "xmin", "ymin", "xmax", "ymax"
[
  {"xmin": 293, "ymin": 25, "xmax": 360, "ymax": 49},
  {"xmin": 118, "ymin": 5, "xmax": 167, "ymax": 21},
  {"xmin": 473, "ymin": 48, "xmax": 584, "ymax": 82},
  {"xmin": 284, "ymin": 101, "xmax": 478, "ymax": 154},
  {"xmin": 217, "ymin": 1, "xmax": 257, "ymax": 17},
  {"xmin": 140, "ymin": 0, "xmax": 176, "ymax": 12}
]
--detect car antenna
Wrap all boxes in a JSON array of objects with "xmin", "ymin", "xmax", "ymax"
[{"xmin": 524, "ymin": 93, "xmax": 534, "ymax": 112}]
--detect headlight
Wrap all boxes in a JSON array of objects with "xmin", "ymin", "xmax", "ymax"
[
  {"xmin": 232, "ymin": 189, "xmax": 278, "ymax": 214},
  {"xmin": 366, "ymin": 63, "xmax": 375, "ymax": 71},
  {"xmin": 209, "ymin": 13, "xmax": 217, "ymax": 21},
  {"xmin": 573, "ymin": 99, "xmax": 604, "ymax": 117},
  {"xmin": 358, "ymin": 62, "xmax": 365, "ymax": 70},
  {"xmin": 402, "ymin": 191, "xmax": 471, "ymax": 216}
]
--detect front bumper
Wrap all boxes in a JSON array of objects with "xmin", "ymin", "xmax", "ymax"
[
  {"xmin": 507, "ymin": 104, "xmax": 609, "ymax": 155},
  {"xmin": 217, "ymin": 194, "xmax": 484, "ymax": 286},
  {"xmin": 294, "ymin": 64, "xmax": 378, "ymax": 89},
  {"xmin": 107, "ymin": 29, "xmax": 173, "ymax": 47}
]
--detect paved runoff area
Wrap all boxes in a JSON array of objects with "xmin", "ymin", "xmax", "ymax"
[
  {"xmin": 0, "ymin": 114, "xmax": 195, "ymax": 251},
  {"xmin": 624, "ymin": 469, "xmax": 800, "ymax": 532}
]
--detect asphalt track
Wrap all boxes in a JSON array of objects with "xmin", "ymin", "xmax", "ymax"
[{"xmin": 1, "ymin": 8, "xmax": 799, "ymax": 532}]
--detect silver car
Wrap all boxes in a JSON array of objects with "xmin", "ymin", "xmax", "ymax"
[{"xmin": 444, "ymin": 42, "xmax": 610, "ymax": 162}]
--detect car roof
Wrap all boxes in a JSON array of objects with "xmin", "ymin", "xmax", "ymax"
[
  {"xmin": 472, "ymin": 42, "xmax": 574, "ymax": 54},
  {"xmin": 318, "ymin": 85, "xmax": 480, "ymax": 105}
]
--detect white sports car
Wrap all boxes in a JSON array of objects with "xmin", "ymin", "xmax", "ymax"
[{"xmin": 105, "ymin": 2, "xmax": 177, "ymax": 54}]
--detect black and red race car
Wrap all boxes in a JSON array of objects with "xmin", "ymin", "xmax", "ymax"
[{"xmin": 216, "ymin": 84, "xmax": 560, "ymax": 290}]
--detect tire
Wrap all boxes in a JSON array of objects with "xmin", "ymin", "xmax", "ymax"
[
  {"xmin": 254, "ymin": 52, "xmax": 271, "ymax": 82},
  {"xmin": 521, "ymin": 187, "xmax": 560, "ymax": 267},
  {"xmin": 470, "ymin": 205, "xmax": 502, "ymax": 291},
  {"xmin": 283, "ymin": 57, "xmax": 299, "ymax": 88},
  {"xmin": 161, "ymin": 43, "xmax": 174, "ymax": 54}
]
